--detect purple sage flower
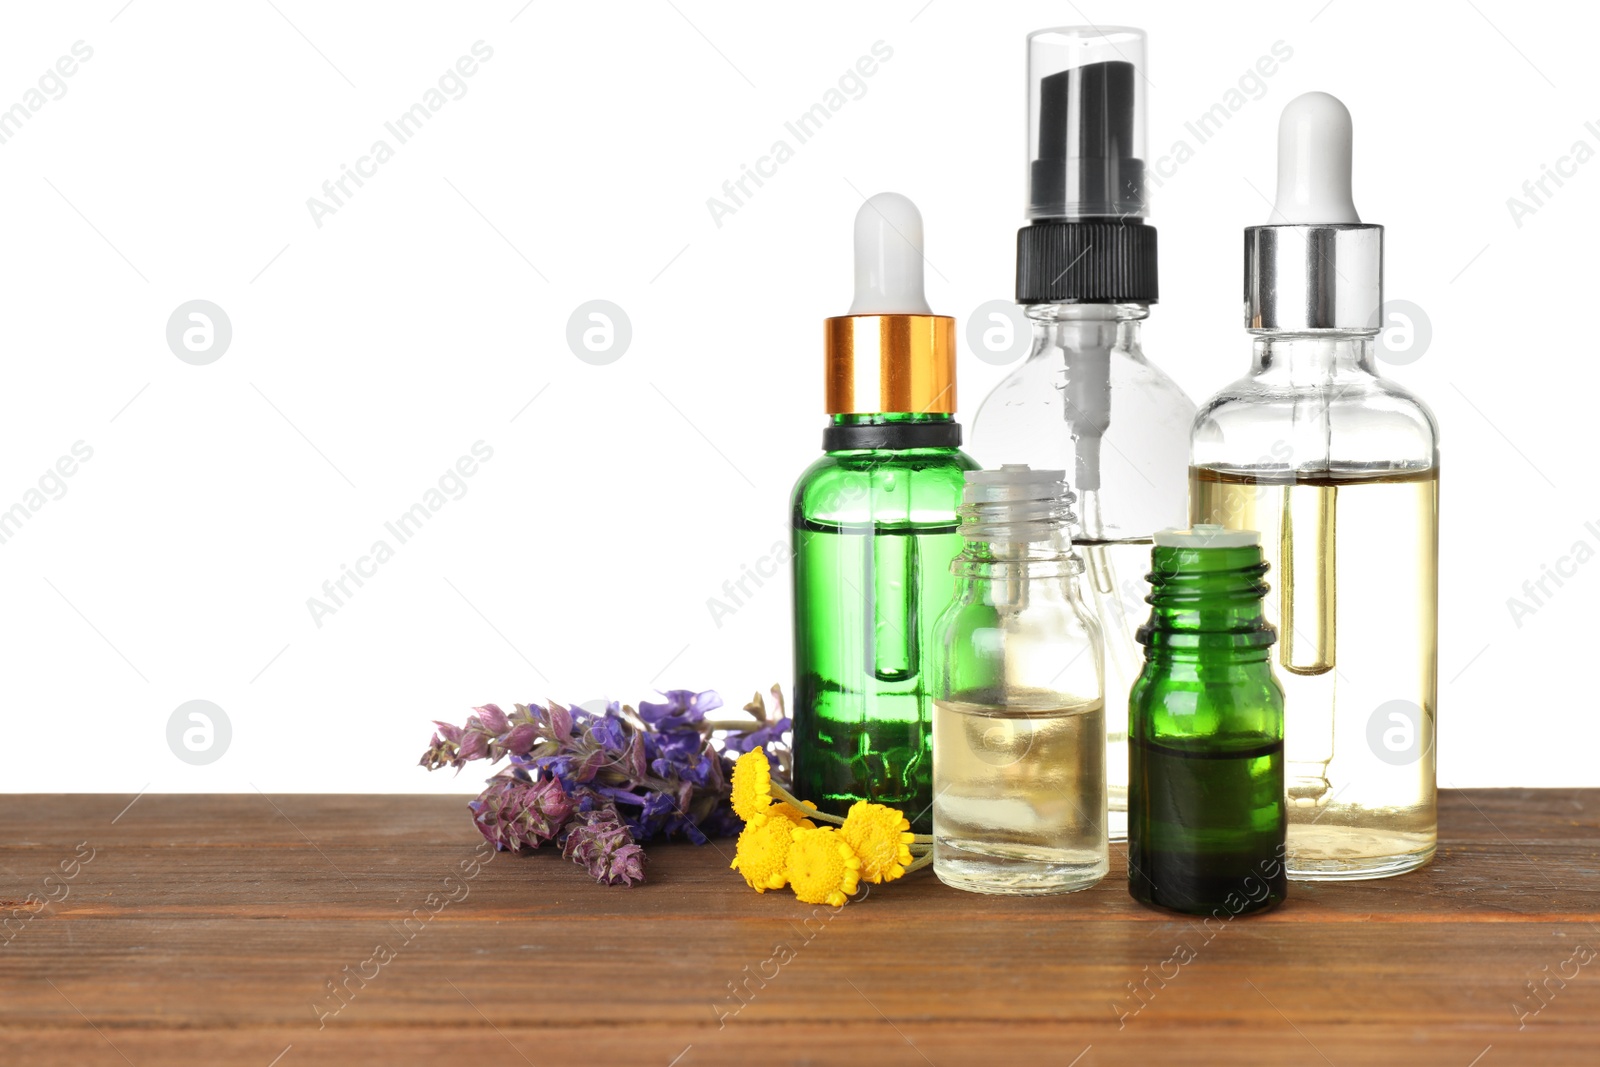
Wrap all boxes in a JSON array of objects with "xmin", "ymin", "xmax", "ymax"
[
  {"xmin": 562, "ymin": 807, "xmax": 646, "ymax": 887},
  {"xmin": 422, "ymin": 685, "xmax": 794, "ymax": 886},
  {"xmin": 468, "ymin": 775, "xmax": 575, "ymax": 852},
  {"xmin": 637, "ymin": 689, "xmax": 723, "ymax": 729}
]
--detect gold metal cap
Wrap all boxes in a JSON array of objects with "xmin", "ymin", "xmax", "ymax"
[{"xmin": 823, "ymin": 314, "xmax": 956, "ymax": 415}]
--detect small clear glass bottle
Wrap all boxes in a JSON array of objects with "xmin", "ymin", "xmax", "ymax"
[{"xmin": 932, "ymin": 465, "xmax": 1107, "ymax": 895}]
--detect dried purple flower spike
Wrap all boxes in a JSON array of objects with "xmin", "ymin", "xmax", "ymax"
[
  {"xmin": 423, "ymin": 685, "xmax": 794, "ymax": 886},
  {"xmin": 469, "ymin": 776, "xmax": 575, "ymax": 852},
  {"xmin": 562, "ymin": 807, "xmax": 646, "ymax": 886}
]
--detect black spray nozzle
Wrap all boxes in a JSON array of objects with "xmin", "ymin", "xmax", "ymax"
[
  {"xmin": 1030, "ymin": 60, "xmax": 1144, "ymax": 219},
  {"xmin": 1025, "ymin": 29, "xmax": 1149, "ymax": 220},
  {"xmin": 1018, "ymin": 29, "xmax": 1157, "ymax": 303}
]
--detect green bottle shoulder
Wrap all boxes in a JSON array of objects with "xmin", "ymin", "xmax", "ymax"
[{"xmin": 790, "ymin": 448, "xmax": 980, "ymax": 513}]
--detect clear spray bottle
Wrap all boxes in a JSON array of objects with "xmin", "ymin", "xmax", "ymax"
[{"xmin": 969, "ymin": 27, "xmax": 1195, "ymax": 841}]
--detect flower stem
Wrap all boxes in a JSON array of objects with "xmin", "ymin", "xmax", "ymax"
[
  {"xmin": 771, "ymin": 783, "xmax": 844, "ymax": 825},
  {"xmin": 702, "ymin": 718, "xmax": 767, "ymax": 732},
  {"xmin": 904, "ymin": 852, "xmax": 934, "ymax": 874}
]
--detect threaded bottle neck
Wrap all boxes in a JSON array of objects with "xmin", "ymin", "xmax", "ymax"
[
  {"xmin": 1137, "ymin": 539, "xmax": 1277, "ymax": 655},
  {"xmin": 951, "ymin": 464, "xmax": 1082, "ymax": 578}
]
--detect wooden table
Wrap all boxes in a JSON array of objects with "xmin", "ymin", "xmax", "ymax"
[{"xmin": 1, "ymin": 790, "xmax": 1596, "ymax": 1066}]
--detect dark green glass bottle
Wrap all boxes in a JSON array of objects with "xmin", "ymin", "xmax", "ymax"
[
  {"xmin": 792, "ymin": 412, "xmax": 977, "ymax": 832},
  {"xmin": 1127, "ymin": 526, "xmax": 1286, "ymax": 915}
]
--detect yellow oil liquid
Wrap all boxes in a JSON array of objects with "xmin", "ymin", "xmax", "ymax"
[
  {"xmin": 1190, "ymin": 466, "xmax": 1438, "ymax": 880},
  {"xmin": 932, "ymin": 691, "xmax": 1108, "ymax": 894}
]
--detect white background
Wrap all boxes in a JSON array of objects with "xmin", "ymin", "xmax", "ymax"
[{"xmin": 0, "ymin": 0, "xmax": 1592, "ymax": 794}]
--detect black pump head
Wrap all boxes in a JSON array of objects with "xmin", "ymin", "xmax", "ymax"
[
  {"xmin": 1029, "ymin": 60, "xmax": 1145, "ymax": 219},
  {"xmin": 1017, "ymin": 28, "xmax": 1157, "ymax": 304}
]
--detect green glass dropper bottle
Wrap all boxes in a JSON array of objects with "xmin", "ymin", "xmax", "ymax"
[
  {"xmin": 791, "ymin": 192, "xmax": 978, "ymax": 832},
  {"xmin": 1128, "ymin": 525, "xmax": 1286, "ymax": 916}
]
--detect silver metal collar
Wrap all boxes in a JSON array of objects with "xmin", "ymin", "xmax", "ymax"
[{"xmin": 1244, "ymin": 224, "xmax": 1382, "ymax": 331}]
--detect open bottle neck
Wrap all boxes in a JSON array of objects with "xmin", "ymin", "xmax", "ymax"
[
  {"xmin": 1137, "ymin": 546, "xmax": 1276, "ymax": 656},
  {"xmin": 953, "ymin": 468, "xmax": 1082, "ymax": 580}
]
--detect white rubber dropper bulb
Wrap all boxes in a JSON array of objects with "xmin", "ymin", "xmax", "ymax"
[
  {"xmin": 847, "ymin": 192, "xmax": 933, "ymax": 315},
  {"xmin": 1269, "ymin": 92, "xmax": 1360, "ymax": 225}
]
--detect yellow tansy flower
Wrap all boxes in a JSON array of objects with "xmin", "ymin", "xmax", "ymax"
[
  {"xmin": 839, "ymin": 801, "xmax": 916, "ymax": 883},
  {"xmin": 786, "ymin": 826, "xmax": 861, "ymax": 907},
  {"xmin": 730, "ymin": 747, "xmax": 774, "ymax": 821},
  {"xmin": 731, "ymin": 803, "xmax": 814, "ymax": 893}
]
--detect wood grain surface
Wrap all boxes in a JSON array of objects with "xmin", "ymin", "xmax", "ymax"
[{"xmin": 1, "ymin": 789, "xmax": 1596, "ymax": 1066}]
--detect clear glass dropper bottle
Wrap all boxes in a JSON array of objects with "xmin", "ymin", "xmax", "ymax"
[
  {"xmin": 1189, "ymin": 93, "xmax": 1439, "ymax": 880},
  {"xmin": 969, "ymin": 27, "xmax": 1195, "ymax": 841}
]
